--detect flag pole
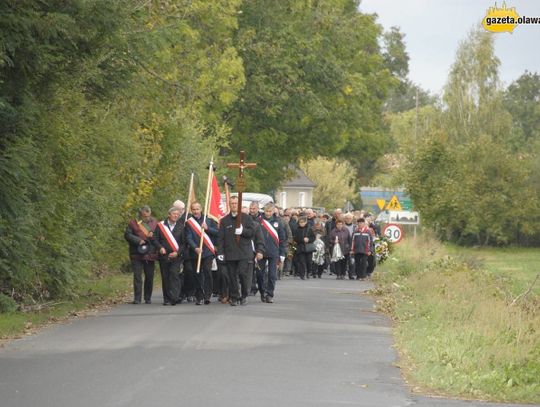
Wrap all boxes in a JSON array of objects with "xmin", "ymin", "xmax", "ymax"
[
  {"xmin": 185, "ymin": 172, "xmax": 195, "ymax": 222},
  {"xmin": 222, "ymin": 176, "xmax": 231, "ymax": 215},
  {"xmin": 196, "ymin": 156, "xmax": 214, "ymax": 274}
]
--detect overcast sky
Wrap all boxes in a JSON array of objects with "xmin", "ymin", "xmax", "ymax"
[{"xmin": 359, "ymin": 0, "xmax": 540, "ymax": 96}]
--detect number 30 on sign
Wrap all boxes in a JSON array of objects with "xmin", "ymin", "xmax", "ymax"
[{"xmin": 382, "ymin": 223, "xmax": 403, "ymax": 243}]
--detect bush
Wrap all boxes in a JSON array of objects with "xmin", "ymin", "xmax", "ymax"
[{"xmin": 0, "ymin": 293, "xmax": 18, "ymax": 314}]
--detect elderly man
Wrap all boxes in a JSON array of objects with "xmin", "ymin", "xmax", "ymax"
[
  {"xmin": 256, "ymin": 203, "xmax": 286, "ymax": 303},
  {"xmin": 124, "ymin": 206, "xmax": 158, "ymax": 304},
  {"xmin": 185, "ymin": 201, "xmax": 219, "ymax": 305},
  {"xmin": 153, "ymin": 207, "xmax": 185, "ymax": 305},
  {"xmin": 173, "ymin": 199, "xmax": 186, "ymax": 215},
  {"xmin": 171, "ymin": 199, "xmax": 197, "ymax": 303},
  {"xmin": 305, "ymin": 208, "xmax": 316, "ymax": 228}
]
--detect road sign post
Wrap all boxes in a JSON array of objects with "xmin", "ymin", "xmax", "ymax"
[
  {"xmin": 382, "ymin": 223, "xmax": 404, "ymax": 244},
  {"xmin": 386, "ymin": 195, "xmax": 402, "ymax": 211}
]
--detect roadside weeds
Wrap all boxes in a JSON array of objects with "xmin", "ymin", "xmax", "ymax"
[
  {"xmin": 372, "ymin": 235, "xmax": 540, "ymax": 404},
  {"xmin": 0, "ymin": 273, "xmax": 131, "ymax": 346}
]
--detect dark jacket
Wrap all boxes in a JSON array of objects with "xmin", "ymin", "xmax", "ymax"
[
  {"xmin": 283, "ymin": 220, "xmax": 293, "ymax": 246},
  {"xmin": 153, "ymin": 219, "xmax": 185, "ymax": 260},
  {"xmin": 185, "ymin": 215, "xmax": 219, "ymax": 259},
  {"xmin": 289, "ymin": 217, "xmax": 298, "ymax": 235},
  {"xmin": 250, "ymin": 214, "xmax": 266, "ymax": 256},
  {"xmin": 217, "ymin": 213, "xmax": 258, "ymax": 261},
  {"xmin": 258, "ymin": 215, "xmax": 286, "ymax": 258},
  {"xmin": 124, "ymin": 218, "xmax": 158, "ymax": 261},
  {"xmin": 351, "ymin": 226, "xmax": 372, "ymax": 255},
  {"xmin": 325, "ymin": 218, "xmax": 338, "ymax": 246},
  {"xmin": 329, "ymin": 227, "xmax": 351, "ymax": 255},
  {"xmin": 292, "ymin": 225, "xmax": 315, "ymax": 254}
]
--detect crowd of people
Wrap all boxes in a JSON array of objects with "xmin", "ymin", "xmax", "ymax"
[{"xmin": 124, "ymin": 199, "xmax": 381, "ymax": 307}]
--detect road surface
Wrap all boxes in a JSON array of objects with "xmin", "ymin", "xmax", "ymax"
[{"xmin": 0, "ymin": 275, "xmax": 530, "ymax": 407}]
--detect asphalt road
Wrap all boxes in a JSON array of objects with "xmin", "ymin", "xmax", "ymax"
[{"xmin": 0, "ymin": 275, "xmax": 531, "ymax": 407}]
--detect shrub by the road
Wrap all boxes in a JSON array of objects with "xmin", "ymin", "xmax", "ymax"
[
  {"xmin": 374, "ymin": 234, "xmax": 540, "ymax": 404},
  {"xmin": 0, "ymin": 293, "xmax": 18, "ymax": 314}
]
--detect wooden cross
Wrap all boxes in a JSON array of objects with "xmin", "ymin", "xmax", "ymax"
[{"xmin": 226, "ymin": 151, "xmax": 257, "ymax": 241}]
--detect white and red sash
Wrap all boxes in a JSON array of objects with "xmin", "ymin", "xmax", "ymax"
[
  {"xmin": 157, "ymin": 221, "xmax": 179, "ymax": 252},
  {"xmin": 186, "ymin": 217, "xmax": 216, "ymax": 254},
  {"xmin": 261, "ymin": 218, "xmax": 279, "ymax": 246}
]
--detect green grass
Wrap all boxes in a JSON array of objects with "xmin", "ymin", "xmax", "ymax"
[
  {"xmin": 0, "ymin": 273, "xmax": 131, "ymax": 340},
  {"xmin": 446, "ymin": 245, "xmax": 540, "ymax": 296},
  {"xmin": 374, "ymin": 235, "xmax": 540, "ymax": 404}
]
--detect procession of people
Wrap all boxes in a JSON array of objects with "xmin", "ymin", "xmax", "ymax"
[
  {"xmin": 125, "ymin": 199, "xmax": 381, "ymax": 306},
  {"xmin": 124, "ymin": 153, "xmax": 382, "ymax": 306}
]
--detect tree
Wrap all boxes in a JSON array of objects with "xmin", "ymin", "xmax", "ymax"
[
  {"xmin": 443, "ymin": 29, "xmax": 511, "ymax": 143},
  {"xmin": 507, "ymin": 72, "xmax": 540, "ymax": 244},
  {"xmin": 301, "ymin": 157, "xmax": 357, "ymax": 211},
  {"xmin": 503, "ymin": 71, "xmax": 540, "ymax": 143},
  {"xmin": 0, "ymin": 0, "xmax": 137, "ymax": 299},
  {"xmin": 121, "ymin": 0, "xmax": 245, "ymax": 214},
  {"xmin": 384, "ymin": 79, "xmax": 437, "ymax": 114},
  {"xmin": 0, "ymin": 0, "xmax": 246, "ymax": 302},
  {"xmin": 225, "ymin": 0, "xmax": 393, "ymax": 191},
  {"xmin": 382, "ymin": 26, "xmax": 409, "ymax": 82},
  {"xmin": 398, "ymin": 29, "xmax": 539, "ymax": 245}
]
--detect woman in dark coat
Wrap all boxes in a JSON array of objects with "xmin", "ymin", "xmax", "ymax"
[
  {"xmin": 329, "ymin": 219, "xmax": 351, "ymax": 280},
  {"xmin": 292, "ymin": 216, "xmax": 315, "ymax": 280}
]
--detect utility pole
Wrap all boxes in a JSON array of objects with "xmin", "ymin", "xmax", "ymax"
[{"xmin": 415, "ymin": 87, "xmax": 419, "ymax": 156}]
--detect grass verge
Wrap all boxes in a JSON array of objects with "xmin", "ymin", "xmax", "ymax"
[
  {"xmin": 373, "ymin": 234, "xmax": 540, "ymax": 404},
  {"xmin": 0, "ymin": 273, "xmax": 131, "ymax": 341},
  {"xmin": 446, "ymin": 245, "xmax": 540, "ymax": 297}
]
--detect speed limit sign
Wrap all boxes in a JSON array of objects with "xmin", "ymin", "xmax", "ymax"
[{"xmin": 382, "ymin": 223, "xmax": 404, "ymax": 243}]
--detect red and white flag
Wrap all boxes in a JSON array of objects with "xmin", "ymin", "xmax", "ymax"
[{"xmin": 207, "ymin": 174, "xmax": 226, "ymax": 223}]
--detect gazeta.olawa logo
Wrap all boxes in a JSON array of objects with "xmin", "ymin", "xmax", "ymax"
[
  {"xmin": 483, "ymin": 2, "xmax": 519, "ymax": 33},
  {"xmin": 483, "ymin": 2, "xmax": 540, "ymax": 33}
]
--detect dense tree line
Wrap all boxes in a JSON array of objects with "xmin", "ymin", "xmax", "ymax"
[
  {"xmin": 388, "ymin": 30, "xmax": 540, "ymax": 246},
  {"xmin": 0, "ymin": 1, "xmax": 395, "ymax": 302}
]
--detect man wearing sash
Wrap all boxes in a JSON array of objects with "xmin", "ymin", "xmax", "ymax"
[
  {"xmin": 256, "ymin": 202, "xmax": 286, "ymax": 303},
  {"xmin": 153, "ymin": 207, "xmax": 185, "ymax": 305},
  {"xmin": 172, "ymin": 199, "xmax": 195, "ymax": 303},
  {"xmin": 217, "ymin": 196, "xmax": 261, "ymax": 306},
  {"xmin": 185, "ymin": 202, "xmax": 219, "ymax": 305},
  {"xmin": 124, "ymin": 206, "xmax": 158, "ymax": 304}
]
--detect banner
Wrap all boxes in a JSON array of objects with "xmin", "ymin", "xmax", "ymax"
[{"xmin": 208, "ymin": 174, "xmax": 226, "ymax": 223}]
